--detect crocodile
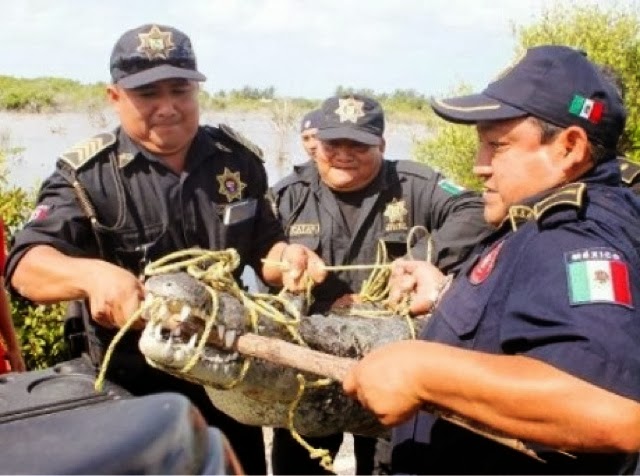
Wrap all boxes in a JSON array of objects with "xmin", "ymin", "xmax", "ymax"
[{"xmin": 138, "ymin": 271, "xmax": 424, "ymax": 438}]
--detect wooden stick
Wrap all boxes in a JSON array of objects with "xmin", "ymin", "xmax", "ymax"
[{"xmin": 205, "ymin": 330, "xmax": 548, "ymax": 461}]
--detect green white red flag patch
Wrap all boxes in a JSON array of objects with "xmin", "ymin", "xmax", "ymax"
[
  {"xmin": 566, "ymin": 248, "xmax": 632, "ymax": 308},
  {"xmin": 568, "ymin": 95, "xmax": 604, "ymax": 124}
]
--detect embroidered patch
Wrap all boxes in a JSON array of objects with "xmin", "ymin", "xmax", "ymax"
[
  {"xmin": 137, "ymin": 25, "xmax": 175, "ymax": 60},
  {"xmin": 28, "ymin": 204, "xmax": 51, "ymax": 222},
  {"xmin": 334, "ymin": 97, "xmax": 365, "ymax": 123},
  {"xmin": 289, "ymin": 223, "xmax": 320, "ymax": 237},
  {"xmin": 566, "ymin": 248, "xmax": 633, "ymax": 308},
  {"xmin": 568, "ymin": 95, "xmax": 604, "ymax": 124},
  {"xmin": 216, "ymin": 167, "xmax": 246, "ymax": 202},
  {"xmin": 469, "ymin": 240, "xmax": 504, "ymax": 285},
  {"xmin": 438, "ymin": 179, "xmax": 465, "ymax": 196},
  {"xmin": 383, "ymin": 199, "xmax": 408, "ymax": 232}
]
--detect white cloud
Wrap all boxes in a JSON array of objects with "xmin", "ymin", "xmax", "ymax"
[{"xmin": 0, "ymin": 0, "xmax": 632, "ymax": 97}]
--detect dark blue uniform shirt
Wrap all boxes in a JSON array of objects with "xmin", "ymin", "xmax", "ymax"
[{"xmin": 392, "ymin": 159, "xmax": 640, "ymax": 474}]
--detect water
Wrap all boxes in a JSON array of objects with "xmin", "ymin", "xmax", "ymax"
[
  {"xmin": 0, "ymin": 109, "xmax": 424, "ymax": 474},
  {"xmin": 0, "ymin": 110, "xmax": 428, "ymax": 190}
]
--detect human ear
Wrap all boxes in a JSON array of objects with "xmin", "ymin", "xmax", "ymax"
[{"xmin": 556, "ymin": 126, "xmax": 591, "ymax": 176}]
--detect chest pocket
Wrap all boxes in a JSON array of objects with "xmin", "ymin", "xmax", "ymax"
[
  {"xmin": 428, "ymin": 253, "xmax": 505, "ymax": 350},
  {"xmin": 286, "ymin": 223, "xmax": 321, "ymax": 253},
  {"xmin": 106, "ymin": 222, "xmax": 167, "ymax": 274},
  {"xmin": 220, "ymin": 198, "xmax": 258, "ymax": 252}
]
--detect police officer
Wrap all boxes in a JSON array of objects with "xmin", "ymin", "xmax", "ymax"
[
  {"xmin": 343, "ymin": 45, "xmax": 640, "ymax": 474},
  {"xmin": 300, "ymin": 108, "xmax": 322, "ymax": 160},
  {"xmin": 5, "ymin": 23, "xmax": 326, "ymax": 475},
  {"xmin": 269, "ymin": 94, "xmax": 491, "ymax": 474}
]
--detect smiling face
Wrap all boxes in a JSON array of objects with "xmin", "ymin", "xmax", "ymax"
[
  {"xmin": 316, "ymin": 138, "xmax": 385, "ymax": 192},
  {"xmin": 107, "ymin": 78, "xmax": 200, "ymax": 158},
  {"xmin": 474, "ymin": 117, "xmax": 572, "ymax": 226}
]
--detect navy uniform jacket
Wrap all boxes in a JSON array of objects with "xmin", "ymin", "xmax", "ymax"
[
  {"xmin": 270, "ymin": 160, "xmax": 491, "ymax": 311},
  {"xmin": 6, "ymin": 125, "xmax": 284, "ymax": 357},
  {"xmin": 392, "ymin": 159, "xmax": 640, "ymax": 474}
]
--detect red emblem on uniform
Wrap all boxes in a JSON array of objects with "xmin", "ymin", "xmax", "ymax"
[
  {"xmin": 469, "ymin": 240, "xmax": 505, "ymax": 285},
  {"xmin": 28, "ymin": 204, "xmax": 50, "ymax": 222}
]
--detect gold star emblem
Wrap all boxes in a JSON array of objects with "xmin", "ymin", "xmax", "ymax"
[
  {"xmin": 384, "ymin": 199, "xmax": 408, "ymax": 231},
  {"xmin": 217, "ymin": 167, "xmax": 246, "ymax": 202},
  {"xmin": 137, "ymin": 25, "xmax": 175, "ymax": 60},
  {"xmin": 334, "ymin": 97, "xmax": 366, "ymax": 123}
]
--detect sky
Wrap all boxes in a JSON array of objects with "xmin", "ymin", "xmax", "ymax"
[{"xmin": 0, "ymin": 0, "xmax": 628, "ymax": 99}]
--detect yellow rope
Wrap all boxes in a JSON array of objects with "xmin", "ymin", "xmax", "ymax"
[
  {"xmin": 287, "ymin": 374, "xmax": 335, "ymax": 472},
  {"xmin": 94, "ymin": 305, "xmax": 146, "ymax": 392}
]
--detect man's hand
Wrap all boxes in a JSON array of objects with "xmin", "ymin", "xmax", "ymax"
[
  {"xmin": 387, "ymin": 259, "xmax": 447, "ymax": 315},
  {"xmin": 280, "ymin": 243, "xmax": 327, "ymax": 291},
  {"xmin": 84, "ymin": 261, "xmax": 145, "ymax": 329},
  {"xmin": 343, "ymin": 340, "xmax": 427, "ymax": 426}
]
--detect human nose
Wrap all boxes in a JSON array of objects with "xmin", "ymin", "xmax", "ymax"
[{"xmin": 473, "ymin": 150, "xmax": 492, "ymax": 178}]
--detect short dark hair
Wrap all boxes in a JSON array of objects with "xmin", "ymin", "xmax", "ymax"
[{"xmin": 528, "ymin": 116, "xmax": 608, "ymax": 163}]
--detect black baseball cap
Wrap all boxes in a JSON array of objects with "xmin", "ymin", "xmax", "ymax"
[
  {"xmin": 317, "ymin": 94, "xmax": 384, "ymax": 145},
  {"xmin": 300, "ymin": 109, "xmax": 323, "ymax": 132},
  {"xmin": 110, "ymin": 24, "xmax": 206, "ymax": 89},
  {"xmin": 431, "ymin": 45, "xmax": 626, "ymax": 149}
]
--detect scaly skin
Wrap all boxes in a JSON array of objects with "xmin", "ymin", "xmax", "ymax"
[{"xmin": 139, "ymin": 272, "xmax": 423, "ymax": 437}]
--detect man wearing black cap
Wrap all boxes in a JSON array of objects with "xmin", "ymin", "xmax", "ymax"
[
  {"xmin": 300, "ymin": 109, "xmax": 323, "ymax": 160},
  {"xmin": 5, "ymin": 23, "xmax": 326, "ymax": 475},
  {"xmin": 269, "ymin": 94, "xmax": 491, "ymax": 474},
  {"xmin": 343, "ymin": 45, "xmax": 640, "ymax": 474}
]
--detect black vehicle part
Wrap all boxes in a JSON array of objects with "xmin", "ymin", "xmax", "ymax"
[{"xmin": 0, "ymin": 356, "xmax": 235, "ymax": 474}]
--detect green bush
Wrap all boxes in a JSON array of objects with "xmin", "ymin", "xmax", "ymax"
[
  {"xmin": 414, "ymin": 2, "xmax": 640, "ymax": 184},
  {"xmin": 1, "ymin": 148, "xmax": 68, "ymax": 370}
]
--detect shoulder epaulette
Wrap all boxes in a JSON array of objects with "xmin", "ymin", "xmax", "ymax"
[
  {"xmin": 395, "ymin": 160, "xmax": 435, "ymax": 179},
  {"xmin": 58, "ymin": 132, "xmax": 116, "ymax": 171},
  {"xmin": 618, "ymin": 157, "xmax": 640, "ymax": 186},
  {"xmin": 271, "ymin": 164, "xmax": 312, "ymax": 194},
  {"xmin": 507, "ymin": 183, "xmax": 586, "ymax": 231},
  {"xmin": 218, "ymin": 123, "xmax": 264, "ymax": 161}
]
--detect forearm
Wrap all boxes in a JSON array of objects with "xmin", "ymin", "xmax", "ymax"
[
  {"xmin": 415, "ymin": 342, "xmax": 640, "ymax": 451},
  {"xmin": 11, "ymin": 245, "xmax": 106, "ymax": 303}
]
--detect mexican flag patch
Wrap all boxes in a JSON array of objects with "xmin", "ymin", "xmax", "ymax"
[
  {"xmin": 566, "ymin": 248, "xmax": 633, "ymax": 308},
  {"xmin": 568, "ymin": 95, "xmax": 604, "ymax": 124}
]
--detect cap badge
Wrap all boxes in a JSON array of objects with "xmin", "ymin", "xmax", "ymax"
[
  {"xmin": 384, "ymin": 199, "xmax": 408, "ymax": 231},
  {"xmin": 334, "ymin": 97, "xmax": 366, "ymax": 123},
  {"xmin": 568, "ymin": 95, "xmax": 604, "ymax": 124},
  {"xmin": 137, "ymin": 25, "xmax": 175, "ymax": 60},
  {"xmin": 217, "ymin": 167, "xmax": 246, "ymax": 202}
]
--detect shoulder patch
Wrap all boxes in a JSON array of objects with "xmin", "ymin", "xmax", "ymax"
[
  {"xmin": 218, "ymin": 124, "xmax": 264, "ymax": 161},
  {"xmin": 565, "ymin": 247, "xmax": 633, "ymax": 308},
  {"xmin": 437, "ymin": 178, "xmax": 466, "ymax": 195},
  {"xmin": 618, "ymin": 157, "xmax": 640, "ymax": 186},
  {"xmin": 58, "ymin": 132, "xmax": 116, "ymax": 171}
]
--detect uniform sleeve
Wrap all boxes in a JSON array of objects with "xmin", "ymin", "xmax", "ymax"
[
  {"xmin": 246, "ymin": 162, "xmax": 286, "ymax": 272},
  {"xmin": 5, "ymin": 168, "xmax": 98, "ymax": 288},
  {"xmin": 500, "ymin": 230, "xmax": 640, "ymax": 401},
  {"xmin": 413, "ymin": 174, "xmax": 491, "ymax": 274}
]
